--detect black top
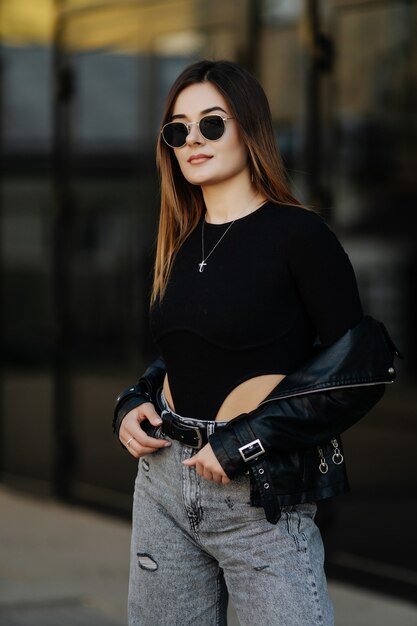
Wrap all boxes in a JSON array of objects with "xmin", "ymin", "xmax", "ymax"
[{"xmin": 150, "ymin": 202, "xmax": 363, "ymax": 420}]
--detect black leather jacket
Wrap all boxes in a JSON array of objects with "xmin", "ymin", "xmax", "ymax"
[{"xmin": 113, "ymin": 316, "xmax": 401, "ymax": 523}]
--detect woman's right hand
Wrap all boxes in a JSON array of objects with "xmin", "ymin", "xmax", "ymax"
[{"xmin": 119, "ymin": 402, "xmax": 171, "ymax": 458}]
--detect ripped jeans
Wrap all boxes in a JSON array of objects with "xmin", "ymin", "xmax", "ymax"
[{"xmin": 128, "ymin": 410, "xmax": 334, "ymax": 625}]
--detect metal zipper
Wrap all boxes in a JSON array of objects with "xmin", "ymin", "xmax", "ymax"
[{"xmin": 257, "ymin": 379, "xmax": 394, "ymax": 408}]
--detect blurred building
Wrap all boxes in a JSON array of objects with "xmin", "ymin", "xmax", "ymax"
[{"xmin": 1, "ymin": 0, "xmax": 416, "ymax": 602}]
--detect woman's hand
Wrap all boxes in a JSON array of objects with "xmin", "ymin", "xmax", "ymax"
[
  {"xmin": 119, "ymin": 402, "xmax": 171, "ymax": 458},
  {"xmin": 182, "ymin": 443, "xmax": 230, "ymax": 484}
]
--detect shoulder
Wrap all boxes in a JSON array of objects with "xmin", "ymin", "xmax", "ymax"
[
  {"xmin": 262, "ymin": 202, "xmax": 335, "ymax": 241},
  {"xmin": 261, "ymin": 202, "xmax": 326, "ymax": 225},
  {"xmin": 262, "ymin": 203, "xmax": 353, "ymax": 273}
]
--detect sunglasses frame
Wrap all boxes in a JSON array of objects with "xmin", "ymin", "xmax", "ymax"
[{"xmin": 161, "ymin": 114, "xmax": 234, "ymax": 148}]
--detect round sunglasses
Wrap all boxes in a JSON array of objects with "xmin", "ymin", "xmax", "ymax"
[{"xmin": 161, "ymin": 114, "xmax": 234, "ymax": 148}]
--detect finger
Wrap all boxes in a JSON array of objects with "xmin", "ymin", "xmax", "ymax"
[
  {"xmin": 182, "ymin": 457, "xmax": 196, "ymax": 466},
  {"xmin": 221, "ymin": 474, "xmax": 230, "ymax": 485},
  {"xmin": 123, "ymin": 435, "xmax": 149, "ymax": 454},
  {"xmin": 122, "ymin": 421, "xmax": 170, "ymax": 451},
  {"xmin": 120, "ymin": 418, "xmax": 168, "ymax": 450},
  {"xmin": 126, "ymin": 402, "xmax": 162, "ymax": 428},
  {"xmin": 133, "ymin": 427, "xmax": 171, "ymax": 449},
  {"xmin": 140, "ymin": 434, "xmax": 170, "ymax": 449},
  {"xmin": 125, "ymin": 435, "xmax": 135, "ymax": 449},
  {"xmin": 202, "ymin": 468, "xmax": 214, "ymax": 481},
  {"xmin": 126, "ymin": 440, "xmax": 160, "ymax": 458},
  {"xmin": 195, "ymin": 462, "xmax": 205, "ymax": 477},
  {"xmin": 140, "ymin": 406, "xmax": 163, "ymax": 428}
]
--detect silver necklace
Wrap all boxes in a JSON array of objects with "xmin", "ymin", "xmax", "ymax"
[
  {"xmin": 198, "ymin": 196, "xmax": 259, "ymax": 273},
  {"xmin": 199, "ymin": 217, "xmax": 236, "ymax": 272}
]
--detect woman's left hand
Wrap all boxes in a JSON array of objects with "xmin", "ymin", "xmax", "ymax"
[{"xmin": 182, "ymin": 443, "xmax": 230, "ymax": 484}]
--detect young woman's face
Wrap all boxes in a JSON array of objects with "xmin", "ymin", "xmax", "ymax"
[{"xmin": 170, "ymin": 82, "xmax": 248, "ymax": 187}]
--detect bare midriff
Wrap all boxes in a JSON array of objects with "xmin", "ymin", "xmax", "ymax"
[{"xmin": 162, "ymin": 373, "xmax": 286, "ymax": 422}]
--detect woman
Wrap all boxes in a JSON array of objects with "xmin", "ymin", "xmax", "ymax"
[{"xmin": 113, "ymin": 60, "xmax": 399, "ymax": 626}]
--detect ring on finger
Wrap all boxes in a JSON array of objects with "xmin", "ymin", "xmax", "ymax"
[{"xmin": 126, "ymin": 436, "xmax": 134, "ymax": 448}]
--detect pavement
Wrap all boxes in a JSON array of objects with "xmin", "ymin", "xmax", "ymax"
[{"xmin": 1, "ymin": 485, "xmax": 417, "ymax": 626}]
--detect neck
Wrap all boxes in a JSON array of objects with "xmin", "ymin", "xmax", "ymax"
[{"xmin": 201, "ymin": 172, "xmax": 266, "ymax": 224}]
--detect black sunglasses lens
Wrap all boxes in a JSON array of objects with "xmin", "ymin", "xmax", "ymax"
[
  {"xmin": 200, "ymin": 115, "xmax": 225, "ymax": 140},
  {"xmin": 163, "ymin": 123, "xmax": 187, "ymax": 147}
]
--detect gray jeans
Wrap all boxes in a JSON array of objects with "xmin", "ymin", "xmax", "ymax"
[{"xmin": 128, "ymin": 409, "xmax": 334, "ymax": 626}]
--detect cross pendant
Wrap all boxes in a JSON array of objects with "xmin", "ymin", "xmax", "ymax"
[{"xmin": 198, "ymin": 260, "xmax": 207, "ymax": 273}]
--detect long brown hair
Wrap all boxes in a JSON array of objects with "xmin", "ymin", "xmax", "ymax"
[{"xmin": 152, "ymin": 59, "xmax": 301, "ymax": 305}]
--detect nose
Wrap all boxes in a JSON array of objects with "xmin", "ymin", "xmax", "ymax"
[{"xmin": 185, "ymin": 121, "xmax": 204, "ymax": 146}]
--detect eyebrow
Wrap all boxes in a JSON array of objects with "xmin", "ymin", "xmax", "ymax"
[{"xmin": 171, "ymin": 106, "xmax": 228, "ymax": 121}]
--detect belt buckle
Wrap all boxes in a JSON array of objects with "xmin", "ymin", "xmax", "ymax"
[{"xmin": 238, "ymin": 438, "xmax": 265, "ymax": 462}]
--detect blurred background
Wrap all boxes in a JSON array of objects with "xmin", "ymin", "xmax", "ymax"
[{"xmin": 0, "ymin": 0, "xmax": 416, "ymax": 615}]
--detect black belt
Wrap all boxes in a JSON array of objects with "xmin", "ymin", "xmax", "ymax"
[{"xmin": 160, "ymin": 409, "xmax": 226, "ymax": 449}]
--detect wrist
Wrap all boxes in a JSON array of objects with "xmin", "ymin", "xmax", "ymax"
[{"xmin": 112, "ymin": 381, "xmax": 151, "ymax": 436}]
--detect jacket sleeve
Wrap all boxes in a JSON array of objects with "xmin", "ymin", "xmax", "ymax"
[
  {"xmin": 209, "ymin": 317, "xmax": 399, "ymax": 478},
  {"xmin": 209, "ymin": 382, "xmax": 385, "ymax": 478},
  {"xmin": 112, "ymin": 356, "xmax": 166, "ymax": 437}
]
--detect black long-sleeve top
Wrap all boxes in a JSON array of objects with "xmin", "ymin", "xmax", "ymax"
[{"xmin": 150, "ymin": 202, "xmax": 363, "ymax": 420}]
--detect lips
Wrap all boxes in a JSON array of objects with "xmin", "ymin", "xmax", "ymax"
[{"xmin": 187, "ymin": 154, "xmax": 212, "ymax": 164}]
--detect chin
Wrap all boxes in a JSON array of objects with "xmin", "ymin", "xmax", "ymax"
[
  {"xmin": 182, "ymin": 169, "xmax": 236, "ymax": 187},
  {"xmin": 182, "ymin": 172, "xmax": 217, "ymax": 186}
]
